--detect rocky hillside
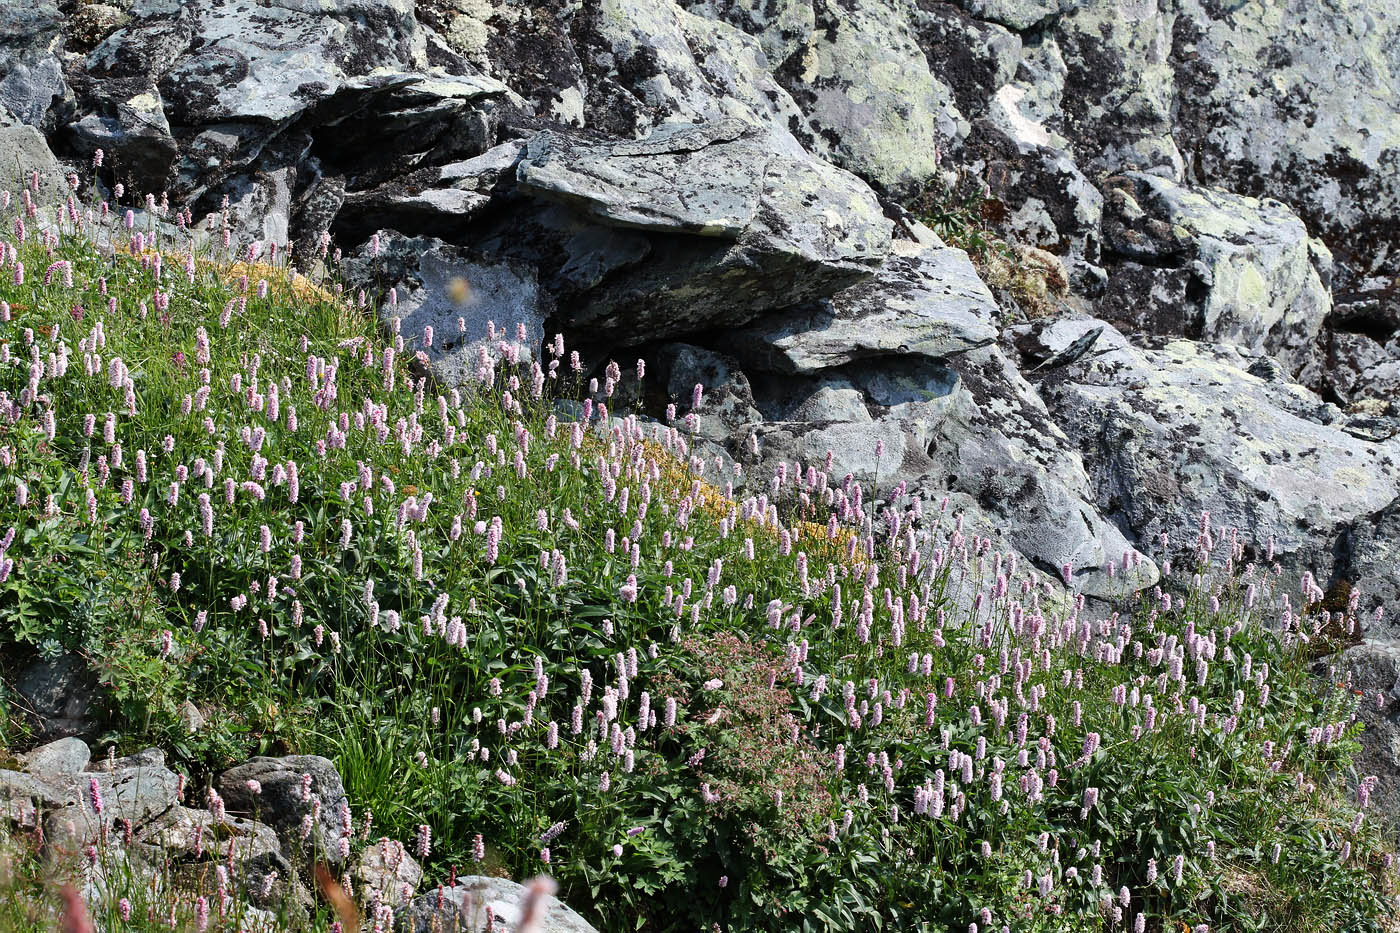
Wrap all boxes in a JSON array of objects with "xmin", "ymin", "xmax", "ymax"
[
  {"xmin": 7, "ymin": 0, "xmax": 1399, "ymax": 611},
  {"xmin": 2, "ymin": 0, "xmax": 1400, "ymax": 923}
]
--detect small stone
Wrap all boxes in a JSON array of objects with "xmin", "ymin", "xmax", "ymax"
[
  {"xmin": 20, "ymin": 737, "xmax": 91, "ymax": 775},
  {"xmin": 400, "ymin": 876, "xmax": 599, "ymax": 933}
]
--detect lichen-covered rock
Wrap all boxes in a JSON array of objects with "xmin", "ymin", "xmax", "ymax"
[
  {"xmin": 1051, "ymin": 0, "xmax": 1183, "ymax": 178},
  {"xmin": 676, "ymin": 0, "xmax": 815, "ymax": 69},
  {"xmin": 218, "ymin": 755, "xmax": 351, "ymax": 869},
  {"xmin": 952, "ymin": 0, "xmax": 1066, "ymax": 32},
  {"xmin": 906, "ymin": 1, "xmax": 1022, "ymax": 121},
  {"xmin": 575, "ymin": 0, "xmax": 808, "ymax": 150},
  {"xmin": 772, "ymin": 0, "xmax": 964, "ymax": 193},
  {"xmin": 1096, "ymin": 172, "xmax": 1331, "ymax": 376},
  {"xmin": 1170, "ymin": 0, "xmax": 1400, "ymax": 320},
  {"xmin": 728, "ymin": 238, "xmax": 1000, "ymax": 373},
  {"xmin": 66, "ymin": 0, "xmax": 515, "ymax": 205},
  {"xmin": 1032, "ymin": 318, "xmax": 1400, "ymax": 607}
]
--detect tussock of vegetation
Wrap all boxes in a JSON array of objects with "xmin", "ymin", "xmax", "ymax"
[
  {"xmin": 907, "ymin": 170, "xmax": 1070, "ymax": 319},
  {"xmin": 0, "ymin": 167, "xmax": 1396, "ymax": 932}
]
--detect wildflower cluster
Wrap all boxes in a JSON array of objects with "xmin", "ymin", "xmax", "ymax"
[{"xmin": 0, "ymin": 166, "xmax": 1394, "ymax": 933}]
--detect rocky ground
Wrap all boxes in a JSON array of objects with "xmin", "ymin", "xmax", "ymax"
[
  {"xmin": 1, "ymin": 733, "xmax": 596, "ymax": 931},
  {"xmin": 3, "ymin": 0, "xmax": 1400, "ymax": 890}
]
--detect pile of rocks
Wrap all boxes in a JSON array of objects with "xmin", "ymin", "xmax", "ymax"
[{"xmin": 0, "ymin": 738, "xmax": 595, "ymax": 932}]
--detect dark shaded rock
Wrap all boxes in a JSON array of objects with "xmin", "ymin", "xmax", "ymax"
[
  {"xmin": 0, "ymin": 2, "xmax": 67, "ymax": 128},
  {"xmin": 1320, "ymin": 642, "xmax": 1400, "ymax": 835},
  {"xmin": 514, "ymin": 119, "xmax": 891, "ymax": 339},
  {"xmin": 16, "ymin": 654, "xmax": 99, "ymax": 740},
  {"xmin": 349, "ymin": 230, "xmax": 547, "ymax": 387},
  {"xmin": 336, "ymin": 140, "xmax": 524, "ymax": 242},
  {"xmin": 217, "ymin": 755, "xmax": 350, "ymax": 868}
]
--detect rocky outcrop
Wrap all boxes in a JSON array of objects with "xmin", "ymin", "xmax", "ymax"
[
  {"xmin": 513, "ymin": 119, "xmax": 890, "ymax": 336},
  {"xmin": 1097, "ymin": 172, "xmax": 1332, "ymax": 377},
  {"xmin": 6, "ymin": 0, "xmax": 1400, "ymax": 809},
  {"xmin": 0, "ymin": 739, "xmax": 180, "ymax": 846},
  {"xmin": 1026, "ymin": 317, "xmax": 1400, "ymax": 608}
]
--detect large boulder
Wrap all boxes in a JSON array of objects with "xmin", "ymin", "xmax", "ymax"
[
  {"xmin": 1096, "ymin": 172, "xmax": 1332, "ymax": 377},
  {"xmin": 514, "ymin": 118, "xmax": 891, "ymax": 338},
  {"xmin": 218, "ymin": 755, "xmax": 351, "ymax": 869},
  {"xmin": 1030, "ymin": 317, "xmax": 1400, "ymax": 610},
  {"xmin": 728, "ymin": 238, "xmax": 1000, "ymax": 374},
  {"xmin": 573, "ymin": 0, "xmax": 808, "ymax": 149}
]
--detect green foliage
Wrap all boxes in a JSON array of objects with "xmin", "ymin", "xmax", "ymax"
[{"xmin": 0, "ymin": 186, "xmax": 1393, "ymax": 933}]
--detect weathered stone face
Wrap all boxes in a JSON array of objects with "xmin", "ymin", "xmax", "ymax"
[
  {"xmin": 773, "ymin": 0, "xmax": 965, "ymax": 195},
  {"xmin": 1095, "ymin": 172, "xmax": 1332, "ymax": 377},
  {"xmin": 1169, "ymin": 0, "xmax": 1400, "ymax": 319},
  {"xmin": 1030, "ymin": 317, "xmax": 1400, "ymax": 612},
  {"xmin": 5, "ymin": 0, "xmax": 1400, "ymax": 743}
]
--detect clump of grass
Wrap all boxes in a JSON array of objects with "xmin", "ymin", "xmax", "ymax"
[
  {"xmin": 0, "ymin": 164, "xmax": 1395, "ymax": 933},
  {"xmin": 906, "ymin": 168, "xmax": 1069, "ymax": 319}
]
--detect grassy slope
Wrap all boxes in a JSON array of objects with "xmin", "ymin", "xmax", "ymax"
[{"xmin": 0, "ymin": 191, "xmax": 1394, "ymax": 932}]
